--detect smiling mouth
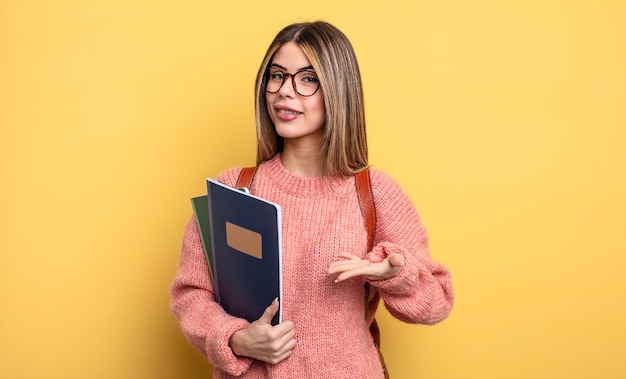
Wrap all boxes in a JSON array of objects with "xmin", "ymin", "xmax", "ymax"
[{"xmin": 277, "ymin": 108, "xmax": 302, "ymax": 115}]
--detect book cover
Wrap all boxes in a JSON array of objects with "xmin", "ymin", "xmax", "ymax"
[
  {"xmin": 205, "ymin": 178, "xmax": 283, "ymax": 325},
  {"xmin": 191, "ymin": 195, "xmax": 214, "ymax": 283}
]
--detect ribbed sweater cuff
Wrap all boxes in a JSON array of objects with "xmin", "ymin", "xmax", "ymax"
[
  {"xmin": 366, "ymin": 242, "xmax": 418, "ymax": 296},
  {"xmin": 206, "ymin": 317, "xmax": 254, "ymax": 376}
]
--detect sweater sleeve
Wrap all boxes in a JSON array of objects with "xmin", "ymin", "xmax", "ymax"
[
  {"xmin": 169, "ymin": 169, "xmax": 254, "ymax": 375},
  {"xmin": 364, "ymin": 170, "xmax": 454, "ymax": 325}
]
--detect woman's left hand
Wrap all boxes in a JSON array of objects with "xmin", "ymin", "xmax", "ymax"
[{"xmin": 326, "ymin": 253, "xmax": 405, "ymax": 282}]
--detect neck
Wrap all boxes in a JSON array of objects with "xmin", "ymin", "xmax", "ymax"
[{"xmin": 281, "ymin": 142, "xmax": 323, "ymax": 178}]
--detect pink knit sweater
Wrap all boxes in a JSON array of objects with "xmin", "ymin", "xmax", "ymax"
[{"xmin": 170, "ymin": 155, "xmax": 454, "ymax": 378}]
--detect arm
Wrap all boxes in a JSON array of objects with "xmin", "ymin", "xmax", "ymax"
[
  {"xmin": 327, "ymin": 171, "xmax": 454, "ymax": 325},
  {"xmin": 170, "ymin": 217, "xmax": 254, "ymax": 375},
  {"xmin": 367, "ymin": 170, "xmax": 454, "ymax": 324},
  {"xmin": 170, "ymin": 168, "xmax": 296, "ymax": 372}
]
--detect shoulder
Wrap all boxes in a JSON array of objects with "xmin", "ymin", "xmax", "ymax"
[
  {"xmin": 215, "ymin": 157, "xmax": 279, "ymax": 188},
  {"xmin": 367, "ymin": 168, "xmax": 418, "ymax": 211},
  {"xmin": 216, "ymin": 167, "xmax": 246, "ymax": 187},
  {"xmin": 367, "ymin": 168, "xmax": 404, "ymax": 195}
]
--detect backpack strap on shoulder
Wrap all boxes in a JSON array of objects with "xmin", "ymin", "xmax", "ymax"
[
  {"xmin": 355, "ymin": 168, "xmax": 389, "ymax": 378},
  {"xmin": 355, "ymin": 169, "xmax": 376, "ymax": 252},
  {"xmin": 236, "ymin": 166, "xmax": 257, "ymax": 189}
]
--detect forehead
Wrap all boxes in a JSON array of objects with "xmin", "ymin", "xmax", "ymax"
[{"xmin": 270, "ymin": 42, "xmax": 313, "ymax": 71}]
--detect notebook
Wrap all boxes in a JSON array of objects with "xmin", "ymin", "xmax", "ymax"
[{"xmin": 193, "ymin": 178, "xmax": 282, "ymax": 325}]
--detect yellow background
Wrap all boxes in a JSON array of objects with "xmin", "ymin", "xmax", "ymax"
[{"xmin": 1, "ymin": 1, "xmax": 624, "ymax": 378}]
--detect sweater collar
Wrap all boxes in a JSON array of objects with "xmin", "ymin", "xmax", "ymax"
[{"xmin": 261, "ymin": 154, "xmax": 354, "ymax": 197}]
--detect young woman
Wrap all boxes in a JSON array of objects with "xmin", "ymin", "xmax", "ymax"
[{"xmin": 170, "ymin": 21, "xmax": 454, "ymax": 379}]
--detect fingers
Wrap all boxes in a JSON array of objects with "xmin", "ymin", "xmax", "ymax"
[
  {"xmin": 387, "ymin": 253, "xmax": 406, "ymax": 268},
  {"xmin": 258, "ymin": 299, "xmax": 296, "ymax": 363},
  {"xmin": 257, "ymin": 324, "xmax": 296, "ymax": 364},
  {"xmin": 326, "ymin": 253, "xmax": 405, "ymax": 282},
  {"xmin": 326, "ymin": 253, "xmax": 366, "ymax": 276},
  {"xmin": 232, "ymin": 299, "xmax": 296, "ymax": 364},
  {"xmin": 327, "ymin": 256, "xmax": 378, "ymax": 282},
  {"xmin": 334, "ymin": 261, "xmax": 388, "ymax": 282},
  {"xmin": 258, "ymin": 298, "xmax": 280, "ymax": 325},
  {"xmin": 258, "ymin": 299, "xmax": 295, "ymax": 342},
  {"xmin": 268, "ymin": 326, "xmax": 297, "ymax": 363}
]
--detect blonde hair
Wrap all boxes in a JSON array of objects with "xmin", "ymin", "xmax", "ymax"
[{"xmin": 254, "ymin": 21, "xmax": 368, "ymax": 177}]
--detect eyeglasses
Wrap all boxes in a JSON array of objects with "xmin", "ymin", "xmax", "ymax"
[{"xmin": 265, "ymin": 68, "xmax": 321, "ymax": 97}]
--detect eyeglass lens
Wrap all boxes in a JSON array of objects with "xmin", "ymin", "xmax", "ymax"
[{"xmin": 266, "ymin": 69, "xmax": 320, "ymax": 96}]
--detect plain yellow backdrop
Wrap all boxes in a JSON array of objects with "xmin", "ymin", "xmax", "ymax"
[{"xmin": 1, "ymin": 1, "xmax": 625, "ymax": 378}]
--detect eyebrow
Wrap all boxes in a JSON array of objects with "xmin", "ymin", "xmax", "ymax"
[{"xmin": 270, "ymin": 63, "xmax": 315, "ymax": 72}]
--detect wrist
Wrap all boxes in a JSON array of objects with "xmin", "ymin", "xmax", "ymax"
[{"xmin": 229, "ymin": 329, "xmax": 246, "ymax": 357}]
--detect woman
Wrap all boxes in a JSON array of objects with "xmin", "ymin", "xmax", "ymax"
[{"xmin": 170, "ymin": 21, "xmax": 454, "ymax": 378}]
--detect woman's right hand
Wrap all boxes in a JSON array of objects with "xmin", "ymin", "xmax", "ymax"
[{"xmin": 229, "ymin": 299, "xmax": 296, "ymax": 364}]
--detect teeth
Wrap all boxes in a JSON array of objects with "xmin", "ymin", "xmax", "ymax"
[{"xmin": 278, "ymin": 109, "xmax": 300, "ymax": 115}]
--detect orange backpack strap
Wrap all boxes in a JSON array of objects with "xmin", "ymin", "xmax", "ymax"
[
  {"xmin": 356, "ymin": 168, "xmax": 389, "ymax": 379},
  {"xmin": 236, "ymin": 166, "xmax": 257, "ymax": 189},
  {"xmin": 355, "ymin": 169, "xmax": 376, "ymax": 252}
]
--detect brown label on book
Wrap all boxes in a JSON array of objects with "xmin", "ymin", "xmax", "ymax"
[{"xmin": 226, "ymin": 222, "xmax": 262, "ymax": 259}]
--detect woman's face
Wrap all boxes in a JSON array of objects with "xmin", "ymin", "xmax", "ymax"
[{"xmin": 265, "ymin": 42, "xmax": 326, "ymax": 146}]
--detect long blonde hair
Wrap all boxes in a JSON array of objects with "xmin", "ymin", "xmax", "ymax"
[{"xmin": 254, "ymin": 21, "xmax": 368, "ymax": 177}]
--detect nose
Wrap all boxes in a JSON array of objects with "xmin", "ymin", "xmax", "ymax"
[{"xmin": 278, "ymin": 74, "xmax": 296, "ymax": 97}]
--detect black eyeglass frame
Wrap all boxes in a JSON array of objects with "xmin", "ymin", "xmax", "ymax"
[{"xmin": 264, "ymin": 68, "xmax": 321, "ymax": 97}]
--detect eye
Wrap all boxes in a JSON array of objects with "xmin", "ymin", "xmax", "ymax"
[
  {"xmin": 303, "ymin": 75, "xmax": 319, "ymax": 84},
  {"xmin": 298, "ymin": 71, "xmax": 319, "ymax": 85},
  {"xmin": 268, "ymin": 70, "xmax": 285, "ymax": 81}
]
